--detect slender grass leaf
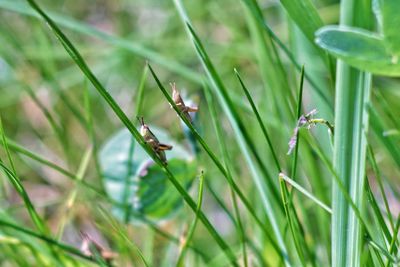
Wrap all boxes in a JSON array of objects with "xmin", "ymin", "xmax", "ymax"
[
  {"xmin": 176, "ymin": 172, "xmax": 204, "ymax": 267},
  {"xmin": 205, "ymin": 86, "xmax": 248, "ymax": 267},
  {"xmin": 0, "ymin": 219, "xmax": 94, "ymax": 262},
  {"xmin": 279, "ymin": 173, "xmax": 332, "ymax": 214}
]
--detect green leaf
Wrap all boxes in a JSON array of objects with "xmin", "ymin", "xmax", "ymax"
[
  {"xmin": 316, "ymin": 25, "xmax": 400, "ymax": 76},
  {"xmin": 100, "ymin": 127, "xmax": 196, "ymax": 223}
]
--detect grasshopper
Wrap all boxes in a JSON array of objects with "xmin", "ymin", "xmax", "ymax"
[
  {"xmin": 170, "ymin": 82, "xmax": 198, "ymax": 122},
  {"xmin": 80, "ymin": 232, "xmax": 117, "ymax": 263},
  {"xmin": 138, "ymin": 117, "xmax": 173, "ymax": 164}
]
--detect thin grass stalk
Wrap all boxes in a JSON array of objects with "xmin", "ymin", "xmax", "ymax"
[
  {"xmin": 97, "ymin": 207, "xmax": 150, "ymax": 267},
  {"xmin": 365, "ymin": 179, "xmax": 395, "ymax": 254},
  {"xmin": 279, "ymin": 173, "xmax": 331, "ymax": 214},
  {"xmin": 0, "ymin": 219, "xmax": 94, "ymax": 262},
  {"xmin": 56, "ymin": 146, "xmax": 92, "ymax": 239},
  {"xmin": 205, "ymin": 86, "xmax": 248, "ymax": 267},
  {"xmin": 83, "ymin": 80, "xmax": 103, "ymax": 183},
  {"xmin": 0, "ymin": 119, "xmax": 47, "ymax": 234},
  {"xmin": 331, "ymin": 1, "xmax": 372, "ymax": 266},
  {"xmin": 369, "ymin": 105, "xmax": 400, "ymax": 168},
  {"xmin": 23, "ymin": 85, "xmax": 71, "ymax": 166},
  {"xmin": 176, "ymin": 173, "xmax": 204, "ymax": 267},
  {"xmin": 291, "ymin": 66, "xmax": 305, "ymax": 177},
  {"xmin": 205, "ymin": 181, "xmax": 268, "ymax": 267},
  {"xmin": 279, "ymin": 176, "xmax": 307, "ymax": 266},
  {"xmin": 242, "ymin": 5, "xmax": 294, "ymax": 126},
  {"xmin": 122, "ymin": 65, "xmax": 148, "ymax": 223},
  {"xmin": 387, "ymin": 215, "xmax": 400, "ymax": 261},
  {"xmin": 234, "ymin": 69, "xmax": 281, "ymax": 173}
]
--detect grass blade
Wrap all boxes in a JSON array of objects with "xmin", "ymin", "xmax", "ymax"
[
  {"xmin": 177, "ymin": 172, "xmax": 204, "ymax": 267},
  {"xmin": 291, "ymin": 66, "xmax": 305, "ymax": 177},
  {"xmin": 330, "ymin": 0, "xmax": 372, "ymax": 264},
  {"xmin": 56, "ymin": 146, "xmax": 92, "ymax": 239},
  {"xmin": 122, "ymin": 64, "xmax": 148, "ymax": 222},
  {"xmin": 205, "ymin": 86, "xmax": 248, "ymax": 267},
  {"xmin": 234, "ymin": 69, "xmax": 281, "ymax": 173},
  {"xmin": 0, "ymin": 119, "xmax": 47, "ymax": 234},
  {"xmin": 0, "ymin": 219, "xmax": 94, "ymax": 262},
  {"xmin": 279, "ymin": 173, "xmax": 332, "ymax": 214},
  {"xmin": 279, "ymin": 176, "xmax": 307, "ymax": 266}
]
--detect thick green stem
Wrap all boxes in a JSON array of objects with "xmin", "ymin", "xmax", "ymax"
[{"xmin": 332, "ymin": 1, "xmax": 372, "ymax": 266}]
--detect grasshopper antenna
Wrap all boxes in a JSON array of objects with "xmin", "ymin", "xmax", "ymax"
[{"xmin": 136, "ymin": 116, "xmax": 144, "ymax": 126}]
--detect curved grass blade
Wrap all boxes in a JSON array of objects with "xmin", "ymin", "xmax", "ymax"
[
  {"xmin": 83, "ymin": 80, "xmax": 103, "ymax": 183},
  {"xmin": 365, "ymin": 179, "xmax": 394, "ymax": 254},
  {"xmin": 205, "ymin": 181, "xmax": 268, "ymax": 267},
  {"xmin": 243, "ymin": 4, "xmax": 295, "ymax": 125},
  {"xmin": 234, "ymin": 69, "xmax": 281, "ymax": 173},
  {"xmin": 291, "ymin": 66, "xmax": 305, "ymax": 177},
  {"xmin": 0, "ymin": 162, "xmax": 47, "ymax": 234},
  {"xmin": 3, "ymin": 138, "xmax": 117, "ymax": 205},
  {"xmin": 56, "ymin": 146, "xmax": 92, "ymax": 239},
  {"xmin": 0, "ymin": 120, "xmax": 47, "ymax": 234},
  {"xmin": 367, "ymin": 144, "xmax": 395, "ymax": 233},
  {"xmin": 0, "ymin": 219, "xmax": 94, "ymax": 262},
  {"xmin": 176, "ymin": 172, "xmax": 204, "ymax": 267},
  {"xmin": 369, "ymin": 105, "xmax": 400, "ymax": 169},
  {"xmin": 97, "ymin": 207, "xmax": 150, "ymax": 267},
  {"xmin": 24, "ymin": 1, "xmax": 238, "ymax": 264},
  {"xmin": 205, "ymin": 87, "xmax": 248, "ymax": 267},
  {"xmin": 122, "ymin": 65, "xmax": 148, "ymax": 223},
  {"xmin": 279, "ymin": 175, "xmax": 307, "ymax": 266},
  {"xmin": 279, "ymin": 173, "xmax": 332, "ymax": 214},
  {"xmin": 280, "ymin": 0, "xmax": 323, "ymax": 44}
]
